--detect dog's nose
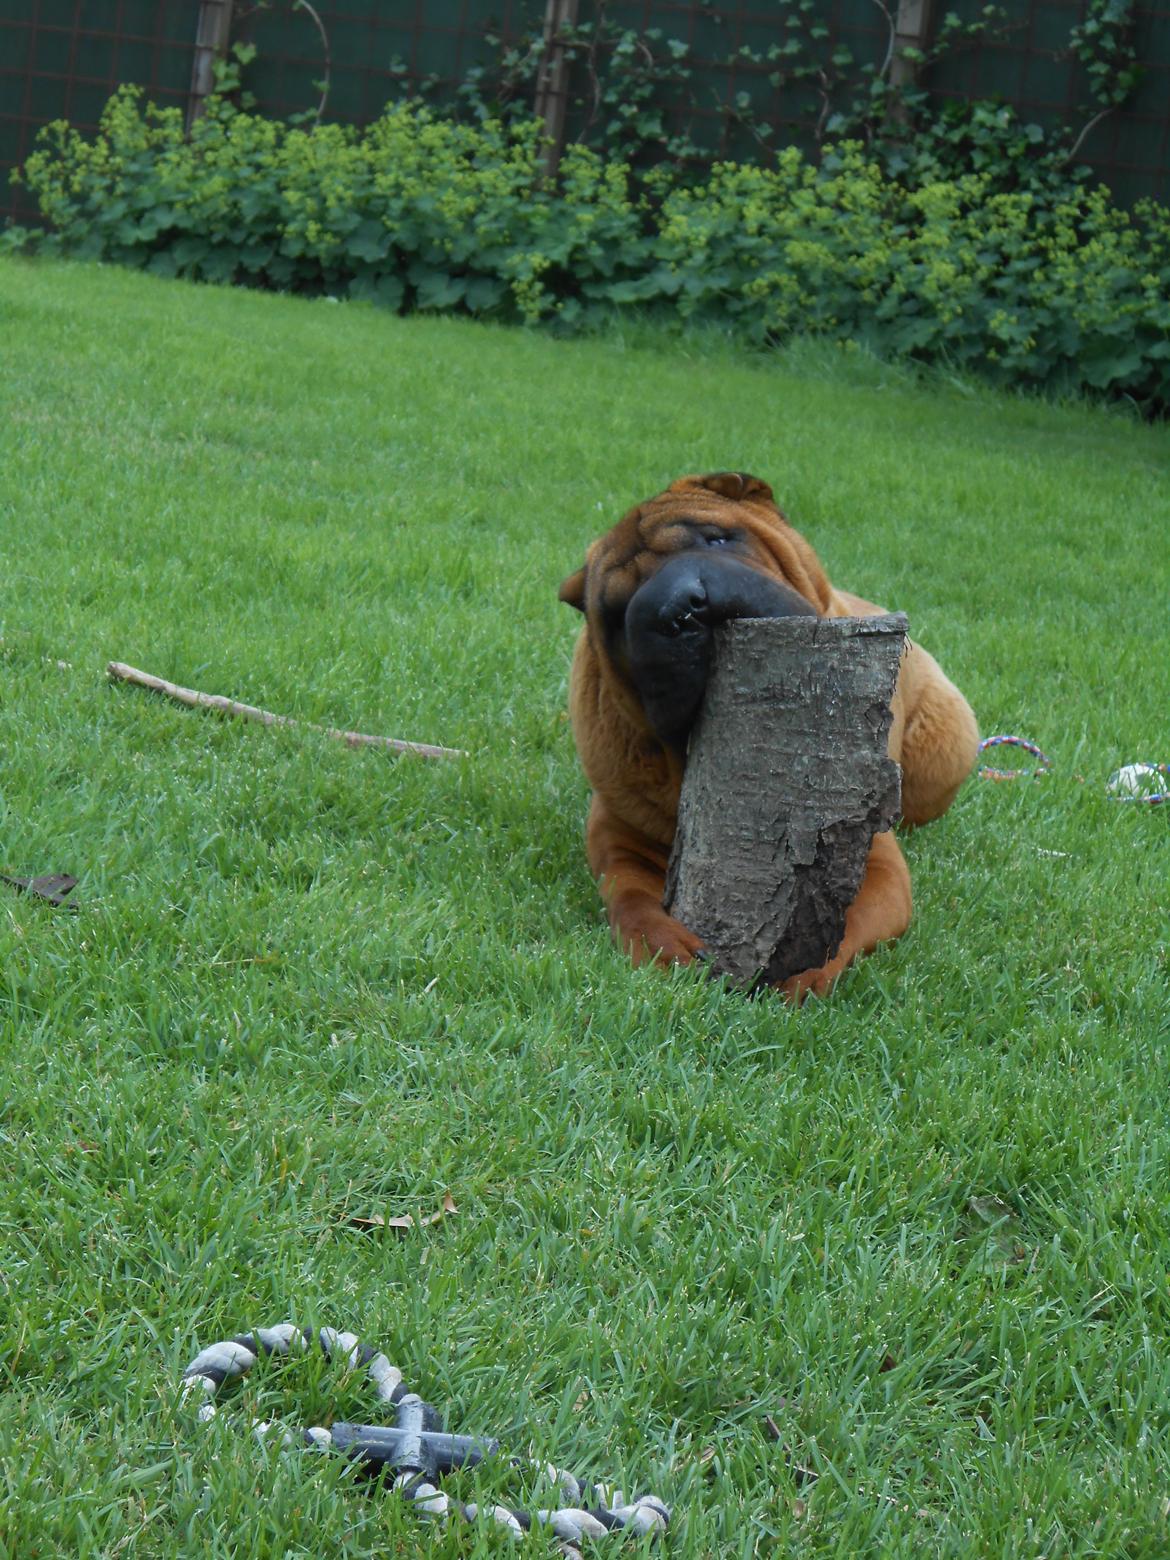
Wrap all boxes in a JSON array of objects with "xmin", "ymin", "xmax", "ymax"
[
  {"xmin": 670, "ymin": 582, "xmax": 709, "ymax": 633},
  {"xmin": 627, "ymin": 559, "xmax": 710, "ymax": 641}
]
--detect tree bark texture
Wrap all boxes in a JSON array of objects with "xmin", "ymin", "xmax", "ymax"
[{"xmin": 664, "ymin": 614, "xmax": 907, "ymax": 988}]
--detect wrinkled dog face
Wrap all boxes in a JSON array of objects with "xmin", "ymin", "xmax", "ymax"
[{"xmin": 560, "ymin": 472, "xmax": 828, "ymax": 748}]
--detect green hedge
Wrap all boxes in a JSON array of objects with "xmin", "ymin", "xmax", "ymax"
[{"xmin": 13, "ymin": 87, "xmax": 1170, "ymax": 412}]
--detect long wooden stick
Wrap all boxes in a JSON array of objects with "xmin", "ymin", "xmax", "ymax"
[{"xmin": 107, "ymin": 662, "xmax": 467, "ymax": 761}]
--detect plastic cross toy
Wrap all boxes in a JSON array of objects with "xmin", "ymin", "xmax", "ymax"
[{"xmin": 181, "ymin": 1323, "xmax": 669, "ymax": 1557}]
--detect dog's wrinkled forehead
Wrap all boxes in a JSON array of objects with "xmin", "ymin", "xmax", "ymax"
[
  {"xmin": 560, "ymin": 471, "xmax": 835, "ymax": 632},
  {"xmin": 591, "ymin": 473, "xmax": 778, "ymax": 609}
]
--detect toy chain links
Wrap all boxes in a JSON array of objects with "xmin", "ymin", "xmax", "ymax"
[
  {"xmin": 181, "ymin": 1324, "xmax": 669, "ymax": 1558},
  {"xmin": 978, "ymin": 735, "xmax": 1169, "ymax": 804}
]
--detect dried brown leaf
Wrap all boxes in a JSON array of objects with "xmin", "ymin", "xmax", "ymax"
[{"xmin": 348, "ymin": 1192, "xmax": 457, "ymax": 1233}]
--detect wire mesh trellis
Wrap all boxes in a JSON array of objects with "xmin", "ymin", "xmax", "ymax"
[
  {"xmin": 1, "ymin": 0, "xmax": 200, "ymax": 226},
  {"xmin": 2, "ymin": 0, "xmax": 1168, "ymax": 228},
  {"xmin": 922, "ymin": 0, "xmax": 1170, "ymax": 206}
]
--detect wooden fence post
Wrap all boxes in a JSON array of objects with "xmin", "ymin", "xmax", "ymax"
[
  {"xmin": 188, "ymin": 0, "xmax": 236, "ymax": 130},
  {"xmin": 889, "ymin": 0, "xmax": 935, "ymax": 93},
  {"xmin": 533, "ymin": 0, "xmax": 580, "ymax": 177}
]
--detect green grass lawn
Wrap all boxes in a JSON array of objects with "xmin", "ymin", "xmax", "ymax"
[{"xmin": 1, "ymin": 257, "xmax": 1169, "ymax": 1558}]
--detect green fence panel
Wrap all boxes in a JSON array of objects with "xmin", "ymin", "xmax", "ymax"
[
  {"xmin": 923, "ymin": 0, "xmax": 1170, "ymax": 207},
  {"xmin": 231, "ymin": 1, "xmax": 544, "ymax": 128},
  {"xmin": 557, "ymin": 0, "xmax": 894, "ymax": 165},
  {"xmin": 1, "ymin": 0, "xmax": 197, "ymax": 225},
  {"xmin": 2, "ymin": 0, "xmax": 1167, "ymax": 224}
]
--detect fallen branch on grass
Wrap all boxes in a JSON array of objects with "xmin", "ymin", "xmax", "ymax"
[{"xmin": 106, "ymin": 662, "xmax": 467, "ymax": 760}]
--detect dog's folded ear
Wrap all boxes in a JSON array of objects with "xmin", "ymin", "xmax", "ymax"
[
  {"xmin": 558, "ymin": 566, "xmax": 587, "ymax": 612},
  {"xmin": 670, "ymin": 471, "xmax": 774, "ymax": 504}
]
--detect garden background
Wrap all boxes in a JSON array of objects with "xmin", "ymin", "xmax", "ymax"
[
  {"xmin": 2, "ymin": 3, "xmax": 1169, "ymax": 1555},
  {"xmin": 4, "ymin": 0, "xmax": 1170, "ymax": 231}
]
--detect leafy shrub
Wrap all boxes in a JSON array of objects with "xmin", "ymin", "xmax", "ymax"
[
  {"xmin": 16, "ymin": 88, "xmax": 645, "ymax": 324},
  {"xmin": 653, "ymin": 148, "xmax": 1170, "ymax": 404},
  {"xmin": 14, "ymin": 86, "xmax": 1170, "ymax": 412}
]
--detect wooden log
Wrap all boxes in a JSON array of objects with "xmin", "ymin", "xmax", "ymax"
[{"xmin": 663, "ymin": 614, "xmax": 907, "ymax": 988}]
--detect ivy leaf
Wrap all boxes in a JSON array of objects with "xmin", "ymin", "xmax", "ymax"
[
  {"xmin": 172, "ymin": 236, "xmax": 210, "ymax": 270},
  {"xmin": 348, "ymin": 272, "xmax": 405, "ymax": 311},
  {"xmin": 237, "ymin": 242, "xmax": 275, "ymax": 273},
  {"xmin": 411, "ymin": 267, "xmax": 467, "ymax": 310},
  {"xmin": 463, "ymin": 275, "xmax": 507, "ymax": 313},
  {"xmin": 348, "ymin": 220, "xmax": 391, "ymax": 263},
  {"xmin": 1081, "ymin": 348, "xmax": 1148, "ymax": 387},
  {"xmin": 201, "ymin": 249, "xmax": 239, "ymax": 284}
]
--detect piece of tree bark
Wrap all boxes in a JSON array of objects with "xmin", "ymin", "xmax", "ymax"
[
  {"xmin": 664, "ymin": 614, "xmax": 907, "ymax": 988},
  {"xmin": 0, "ymin": 872, "xmax": 80, "ymax": 909},
  {"xmin": 107, "ymin": 662, "xmax": 467, "ymax": 760}
]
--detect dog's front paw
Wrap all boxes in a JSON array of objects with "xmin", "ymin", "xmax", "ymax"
[
  {"xmin": 777, "ymin": 957, "xmax": 846, "ymax": 1004},
  {"xmin": 617, "ymin": 907, "xmax": 705, "ymax": 968}
]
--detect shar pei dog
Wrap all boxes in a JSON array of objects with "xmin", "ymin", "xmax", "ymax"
[{"xmin": 558, "ymin": 472, "xmax": 979, "ymax": 999}]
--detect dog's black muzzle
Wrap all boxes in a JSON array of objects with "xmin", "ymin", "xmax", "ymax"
[{"xmin": 624, "ymin": 551, "xmax": 816, "ymax": 748}]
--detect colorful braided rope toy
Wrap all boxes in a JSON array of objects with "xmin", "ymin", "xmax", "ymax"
[
  {"xmin": 978, "ymin": 736, "xmax": 1169, "ymax": 804},
  {"xmin": 181, "ymin": 1324, "xmax": 669, "ymax": 1558},
  {"xmin": 976, "ymin": 734, "xmax": 1053, "ymax": 782}
]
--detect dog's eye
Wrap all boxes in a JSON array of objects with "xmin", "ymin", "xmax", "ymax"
[{"xmin": 701, "ymin": 531, "xmax": 734, "ymax": 547}]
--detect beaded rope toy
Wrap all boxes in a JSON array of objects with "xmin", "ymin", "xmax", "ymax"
[
  {"xmin": 976, "ymin": 734, "xmax": 1053, "ymax": 782},
  {"xmin": 181, "ymin": 1324, "xmax": 669, "ymax": 1558},
  {"xmin": 978, "ymin": 735, "xmax": 1168, "ymax": 804}
]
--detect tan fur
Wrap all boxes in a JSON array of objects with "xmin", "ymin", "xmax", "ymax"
[{"xmin": 561, "ymin": 473, "xmax": 980, "ymax": 999}]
